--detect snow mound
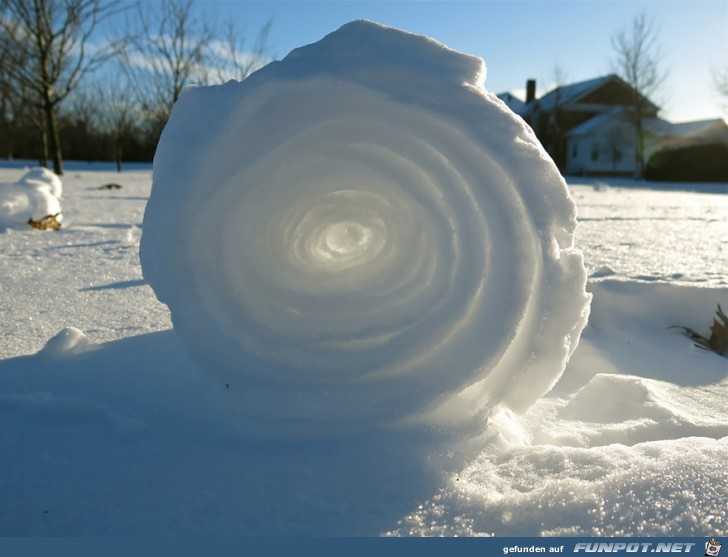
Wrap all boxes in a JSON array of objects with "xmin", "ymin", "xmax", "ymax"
[
  {"xmin": 141, "ymin": 20, "xmax": 591, "ymax": 435},
  {"xmin": 0, "ymin": 180, "xmax": 62, "ymax": 229},
  {"xmin": 561, "ymin": 374, "xmax": 674, "ymax": 423},
  {"xmin": 561, "ymin": 373, "xmax": 719, "ymax": 424},
  {"xmin": 551, "ymin": 373, "xmax": 727, "ymax": 446},
  {"xmin": 20, "ymin": 166, "xmax": 63, "ymax": 198},
  {"xmin": 589, "ymin": 265, "xmax": 616, "ymax": 279},
  {"xmin": 40, "ymin": 327, "xmax": 92, "ymax": 357}
]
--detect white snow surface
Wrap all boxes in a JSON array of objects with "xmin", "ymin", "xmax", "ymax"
[
  {"xmin": 0, "ymin": 163, "xmax": 726, "ymax": 536},
  {"xmin": 141, "ymin": 20, "xmax": 591, "ymax": 435},
  {"xmin": 0, "ymin": 22, "xmax": 727, "ymax": 537}
]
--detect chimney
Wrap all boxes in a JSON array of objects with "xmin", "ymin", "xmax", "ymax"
[{"xmin": 526, "ymin": 79, "xmax": 536, "ymax": 104}]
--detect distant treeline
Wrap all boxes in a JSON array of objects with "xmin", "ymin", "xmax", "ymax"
[{"xmin": 2, "ymin": 111, "xmax": 159, "ymax": 166}]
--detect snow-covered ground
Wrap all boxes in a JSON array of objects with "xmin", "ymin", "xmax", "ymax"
[
  {"xmin": 0, "ymin": 165, "xmax": 169, "ymax": 359},
  {"xmin": 0, "ymin": 163, "xmax": 725, "ymax": 536},
  {"xmin": 571, "ymin": 180, "xmax": 728, "ymax": 288}
]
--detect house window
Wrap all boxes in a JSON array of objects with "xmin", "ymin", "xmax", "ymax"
[
  {"xmin": 572, "ymin": 143, "xmax": 578, "ymax": 159},
  {"xmin": 613, "ymin": 145, "xmax": 622, "ymax": 162},
  {"xmin": 591, "ymin": 143, "xmax": 599, "ymax": 161}
]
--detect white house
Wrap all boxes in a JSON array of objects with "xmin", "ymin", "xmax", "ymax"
[
  {"xmin": 565, "ymin": 110, "xmax": 728, "ymax": 176},
  {"xmin": 498, "ymin": 74, "xmax": 728, "ymax": 178},
  {"xmin": 565, "ymin": 107, "xmax": 635, "ymax": 175}
]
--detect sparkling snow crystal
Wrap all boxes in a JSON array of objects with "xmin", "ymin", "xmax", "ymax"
[{"xmin": 141, "ymin": 20, "xmax": 591, "ymax": 436}]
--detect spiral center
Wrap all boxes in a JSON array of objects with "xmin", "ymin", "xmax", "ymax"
[{"xmin": 322, "ymin": 222, "xmax": 372, "ymax": 258}]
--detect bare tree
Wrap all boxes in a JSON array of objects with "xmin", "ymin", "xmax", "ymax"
[
  {"xmin": 604, "ymin": 121, "xmax": 629, "ymax": 174},
  {"xmin": 122, "ymin": 0, "xmax": 214, "ymax": 137},
  {"xmin": 0, "ymin": 0, "xmax": 123, "ymax": 175},
  {"xmin": 611, "ymin": 13, "xmax": 666, "ymax": 178},
  {"xmin": 92, "ymin": 74, "xmax": 139, "ymax": 172},
  {"xmin": 0, "ymin": 16, "xmax": 23, "ymax": 159},
  {"xmin": 122, "ymin": 0, "xmax": 272, "ymax": 143},
  {"xmin": 712, "ymin": 66, "xmax": 728, "ymax": 116},
  {"xmin": 714, "ymin": 68, "xmax": 728, "ymax": 121},
  {"xmin": 0, "ymin": 11, "xmax": 44, "ymax": 162},
  {"xmin": 547, "ymin": 63, "xmax": 569, "ymax": 170},
  {"xmin": 211, "ymin": 18, "xmax": 272, "ymax": 83}
]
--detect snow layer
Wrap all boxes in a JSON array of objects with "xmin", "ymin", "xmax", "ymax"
[
  {"xmin": 141, "ymin": 20, "xmax": 590, "ymax": 435},
  {"xmin": 0, "ymin": 164, "xmax": 726, "ymax": 536}
]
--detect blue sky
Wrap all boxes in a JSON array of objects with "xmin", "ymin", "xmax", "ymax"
[{"xmin": 179, "ymin": 1, "xmax": 727, "ymax": 122}]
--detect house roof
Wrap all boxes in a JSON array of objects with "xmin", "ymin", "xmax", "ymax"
[
  {"xmin": 643, "ymin": 118, "xmax": 728, "ymax": 138},
  {"xmin": 496, "ymin": 92, "xmax": 526, "ymax": 115},
  {"xmin": 566, "ymin": 107, "xmax": 625, "ymax": 137},
  {"xmin": 533, "ymin": 75, "xmax": 615, "ymax": 112},
  {"xmin": 566, "ymin": 110, "xmax": 728, "ymax": 158},
  {"xmin": 524, "ymin": 73, "xmax": 658, "ymax": 116}
]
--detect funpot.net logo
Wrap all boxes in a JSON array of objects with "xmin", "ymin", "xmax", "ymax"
[{"xmin": 573, "ymin": 542, "xmax": 696, "ymax": 553}]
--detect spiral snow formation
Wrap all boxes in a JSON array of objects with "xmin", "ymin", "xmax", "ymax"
[{"xmin": 141, "ymin": 20, "xmax": 591, "ymax": 435}]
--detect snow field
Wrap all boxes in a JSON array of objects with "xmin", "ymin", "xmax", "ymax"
[
  {"xmin": 0, "ymin": 166, "xmax": 169, "ymax": 358},
  {"xmin": 572, "ymin": 183, "xmax": 728, "ymax": 286}
]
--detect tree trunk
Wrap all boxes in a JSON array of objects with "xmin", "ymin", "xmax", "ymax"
[
  {"xmin": 39, "ymin": 109, "xmax": 49, "ymax": 167},
  {"xmin": 45, "ymin": 100, "xmax": 63, "ymax": 175},
  {"xmin": 115, "ymin": 138, "xmax": 123, "ymax": 173},
  {"xmin": 637, "ymin": 119, "xmax": 645, "ymax": 178},
  {"xmin": 629, "ymin": 101, "xmax": 644, "ymax": 179},
  {"xmin": 39, "ymin": 130, "xmax": 48, "ymax": 167}
]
